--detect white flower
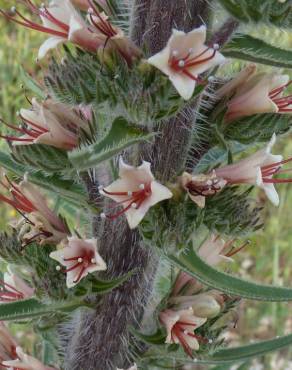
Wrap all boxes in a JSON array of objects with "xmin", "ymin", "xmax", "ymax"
[
  {"xmin": 224, "ymin": 72, "xmax": 291, "ymax": 122},
  {"xmin": 15, "ymin": 98, "xmax": 87, "ymax": 150},
  {"xmin": 100, "ymin": 158, "xmax": 173, "ymax": 229},
  {"xmin": 19, "ymin": 179, "xmax": 69, "ymax": 244},
  {"xmin": 2, "ymin": 346, "xmax": 53, "ymax": 370},
  {"xmin": 148, "ymin": 26, "xmax": 225, "ymax": 100},
  {"xmin": 198, "ymin": 234, "xmax": 234, "ymax": 266},
  {"xmin": 216, "ymin": 63, "xmax": 257, "ymax": 99},
  {"xmin": 50, "ymin": 237, "xmax": 107, "ymax": 288},
  {"xmin": 159, "ymin": 308, "xmax": 206, "ymax": 357},
  {"xmin": 215, "ymin": 134, "xmax": 284, "ymax": 206}
]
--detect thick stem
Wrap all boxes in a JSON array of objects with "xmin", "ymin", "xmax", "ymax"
[{"xmin": 65, "ymin": 1, "xmax": 211, "ymax": 369}]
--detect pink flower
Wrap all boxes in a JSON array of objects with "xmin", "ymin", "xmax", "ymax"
[
  {"xmin": 224, "ymin": 70, "xmax": 292, "ymax": 122},
  {"xmin": 99, "ymin": 158, "xmax": 173, "ymax": 229},
  {"xmin": 214, "ymin": 134, "xmax": 292, "ymax": 206},
  {"xmin": 1, "ymin": 98, "xmax": 88, "ymax": 150},
  {"xmin": 172, "ymin": 271, "xmax": 203, "ymax": 296},
  {"xmin": 50, "ymin": 236, "xmax": 107, "ymax": 288},
  {"xmin": 1, "ymin": 0, "xmax": 104, "ymax": 59},
  {"xmin": 148, "ymin": 26, "xmax": 225, "ymax": 100},
  {"xmin": 180, "ymin": 172, "xmax": 226, "ymax": 208},
  {"xmin": 86, "ymin": 2, "xmax": 141, "ymax": 63},
  {"xmin": 2, "ymin": 346, "xmax": 57, "ymax": 370},
  {"xmin": 0, "ymin": 266, "xmax": 34, "ymax": 303},
  {"xmin": 159, "ymin": 308, "xmax": 206, "ymax": 357},
  {"xmin": 198, "ymin": 234, "xmax": 249, "ymax": 266},
  {"xmin": 216, "ymin": 63, "xmax": 257, "ymax": 99},
  {"xmin": 0, "ymin": 177, "xmax": 69, "ymax": 245}
]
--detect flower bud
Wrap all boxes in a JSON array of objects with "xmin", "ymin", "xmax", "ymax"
[
  {"xmin": 171, "ymin": 292, "xmax": 223, "ymax": 318},
  {"xmin": 191, "ymin": 294, "xmax": 222, "ymax": 318}
]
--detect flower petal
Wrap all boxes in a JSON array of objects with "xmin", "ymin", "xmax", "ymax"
[
  {"xmin": 38, "ymin": 36, "xmax": 65, "ymax": 59},
  {"xmin": 169, "ymin": 73, "xmax": 197, "ymax": 100}
]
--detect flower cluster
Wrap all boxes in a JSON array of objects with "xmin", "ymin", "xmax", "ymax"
[
  {"xmin": 0, "ymin": 175, "xmax": 106, "ymax": 288},
  {"xmin": 1, "ymin": 0, "xmax": 139, "ymax": 62},
  {"xmin": 0, "ymin": 176, "xmax": 69, "ymax": 246},
  {"xmin": 159, "ymin": 234, "xmax": 249, "ymax": 357},
  {"xmin": 1, "ymin": 98, "xmax": 90, "ymax": 150}
]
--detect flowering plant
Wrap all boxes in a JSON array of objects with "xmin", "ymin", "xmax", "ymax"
[{"xmin": 0, "ymin": 1, "xmax": 292, "ymax": 370}]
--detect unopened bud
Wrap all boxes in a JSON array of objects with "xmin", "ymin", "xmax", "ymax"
[{"xmin": 192, "ymin": 294, "xmax": 222, "ymax": 318}]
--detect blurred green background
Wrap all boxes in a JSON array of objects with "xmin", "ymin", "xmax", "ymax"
[{"xmin": 0, "ymin": 2, "xmax": 291, "ymax": 369}]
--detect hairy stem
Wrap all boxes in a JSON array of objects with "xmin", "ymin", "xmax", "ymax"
[{"xmin": 64, "ymin": 1, "xmax": 211, "ymax": 369}]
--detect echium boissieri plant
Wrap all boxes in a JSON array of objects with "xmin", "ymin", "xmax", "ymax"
[{"xmin": 0, "ymin": 0, "xmax": 292, "ymax": 369}]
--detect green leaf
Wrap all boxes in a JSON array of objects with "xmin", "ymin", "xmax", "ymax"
[
  {"xmin": 141, "ymin": 333, "xmax": 292, "ymax": 365},
  {"xmin": 20, "ymin": 67, "xmax": 47, "ymax": 99},
  {"xmin": 218, "ymin": 0, "xmax": 292, "ymax": 28},
  {"xmin": 89, "ymin": 270, "xmax": 135, "ymax": 294},
  {"xmin": 224, "ymin": 113, "xmax": 292, "ymax": 144},
  {"xmin": 131, "ymin": 328, "xmax": 166, "ymax": 345},
  {"xmin": 12, "ymin": 144, "xmax": 72, "ymax": 173},
  {"xmin": 223, "ymin": 34, "xmax": 292, "ymax": 68},
  {"xmin": 0, "ymin": 298, "xmax": 86, "ymax": 322},
  {"xmin": 69, "ymin": 117, "xmax": 154, "ymax": 171},
  {"xmin": 166, "ymin": 244, "xmax": 292, "ymax": 301},
  {"xmin": 0, "ymin": 151, "xmax": 88, "ymax": 208}
]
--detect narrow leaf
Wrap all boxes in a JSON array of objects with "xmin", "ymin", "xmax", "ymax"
[
  {"xmin": 142, "ymin": 333, "xmax": 292, "ymax": 365},
  {"xmin": 20, "ymin": 67, "xmax": 46, "ymax": 99},
  {"xmin": 166, "ymin": 245, "xmax": 292, "ymax": 301},
  {"xmin": 89, "ymin": 270, "xmax": 135, "ymax": 294},
  {"xmin": 131, "ymin": 328, "xmax": 166, "ymax": 345},
  {"xmin": 12, "ymin": 144, "xmax": 72, "ymax": 173},
  {"xmin": 0, "ymin": 298, "xmax": 85, "ymax": 322},
  {"xmin": 224, "ymin": 113, "xmax": 292, "ymax": 144},
  {"xmin": 223, "ymin": 34, "xmax": 292, "ymax": 68},
  {"xmin": 69, "ymin": 117, "xmax": 154, "ymax": 171}
]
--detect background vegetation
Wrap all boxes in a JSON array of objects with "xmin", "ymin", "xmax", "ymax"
[{"xmin": 0, "ymin": 2, "xmax": 291, "ymax": 369}]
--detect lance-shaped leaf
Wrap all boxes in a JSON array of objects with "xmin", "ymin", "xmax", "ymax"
[
  {"xmin": 20, "ymin": 67, "xmax": 47, "ymax": 99},
  {"xmin": 223, "ymin": 34, "xmax": 292, "ymax": 69},
  {"xmin": 89, "ymin": 270, "xmax": 135, "ymax": 294},
  {"xmin": 69, "ymin": 117, "xmax": 155, "ymax": 171},
  {"xmin": 12, "ymin": 144, "xmax": 72, "ymax": 174},
  {"xmin": 0, "ymin": 151, "xmax": 88, "ymax": 207},
  {"xmin": 223, "ymin": 113, "xmax": 292, "ymax": 144},
  {"xmin": 0, "ymin": 298, "xmax": 87, "ymax": 322},
  {"xmin": 130, "ymin": 328, "xmax": 166, "ymax": 345},
  {"xmin": 141, "ymin": 333, "xmax": 292, "ymax": 365},
  {"xmin": 166, "ymin": 244, "xmax": 292, "ymax": 301},
  {"xmin": 218, "ymin": 0, "xmax": 292, "ymax": 28}
]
